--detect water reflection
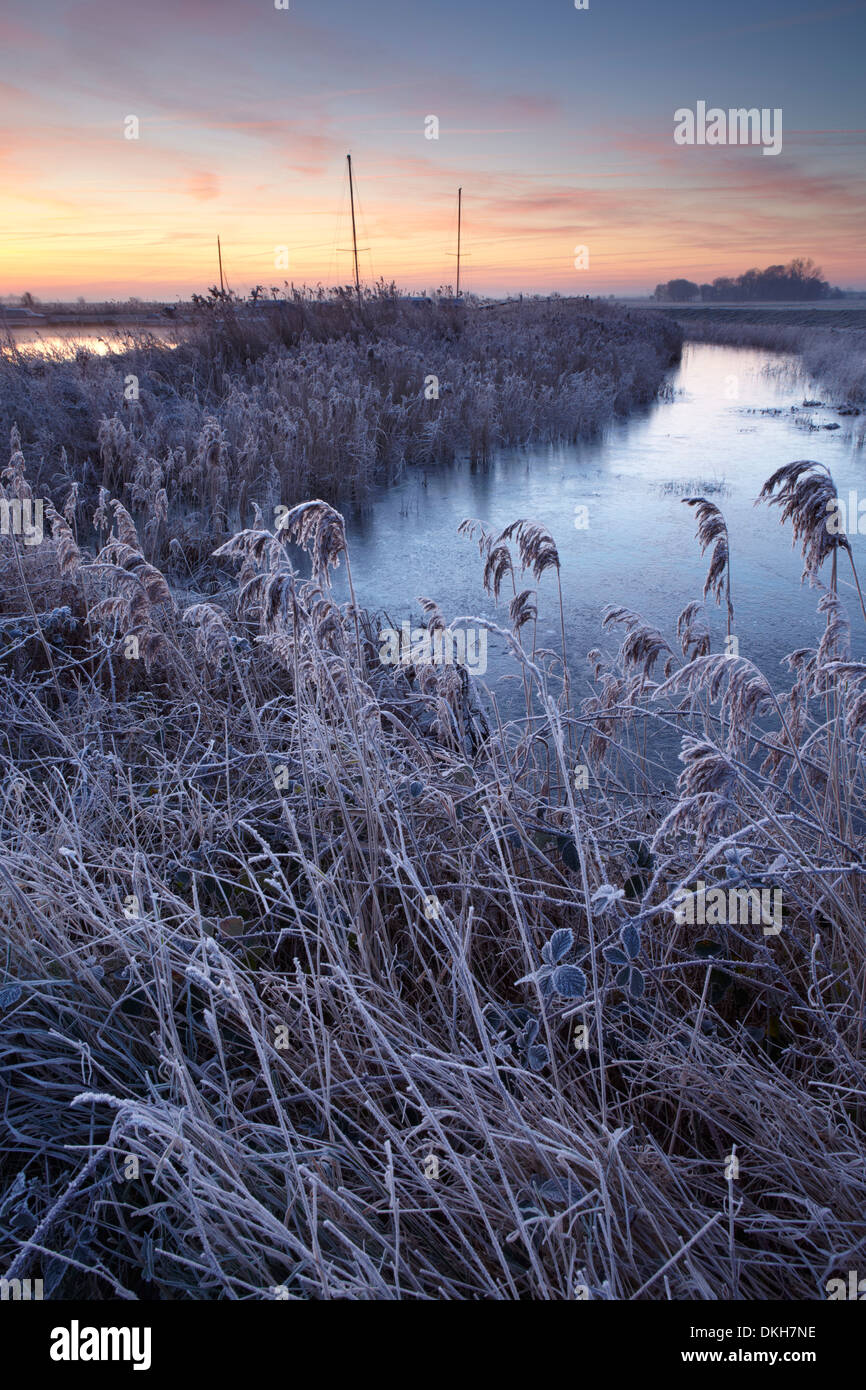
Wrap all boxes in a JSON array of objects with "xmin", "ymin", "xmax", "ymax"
[
  {"xmin": 3, "ymin": 324, "xmax": 180, "ymax": 357},
  {"xmin": 337, "ymin": 344, "xmax": 863, "ymax": 706}
]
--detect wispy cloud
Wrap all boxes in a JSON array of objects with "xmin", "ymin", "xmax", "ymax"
[{"xmin": 1, "ymin": 0, "xmax": 862, "ymax": 295}]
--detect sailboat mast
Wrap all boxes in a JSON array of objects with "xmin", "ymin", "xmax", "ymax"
[
  {"xmin": 347, "ymin": 154, "xmax": 361, "ymax": 298},
  {"xmin": 456, "ymin": 187, "xmax": 462, "ymax": 300},
  {"xmin": 217, "ymin": 235, "xmax": 225, "ymax": 295}
]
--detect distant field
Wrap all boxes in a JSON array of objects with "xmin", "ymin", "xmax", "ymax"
[{"xmin": 621, "ymin": 301, "xmax": 866, "ymax": 330}]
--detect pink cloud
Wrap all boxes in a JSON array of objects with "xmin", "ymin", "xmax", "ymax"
[{"xmin": 186, "ymin": 170, "xmax": 220, "ymax": 201}]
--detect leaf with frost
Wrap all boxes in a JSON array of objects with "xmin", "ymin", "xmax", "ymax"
[
  {"xmin": 591, "ymin": 884, "xmax": 625, "ymax": 914},
  {"xmin": 620, "ymin": 922, "xmax": 641, "ymax": 960},
  {"xmin": 552, "ymin": 964, "xmax": 587, "ymax": 999},
  {"xmin": 535, "ymin": 1175, "xmax": 585, "ymax": 1206},
  {"xmin": 604, "ymin": 946, "xmax": 628, "ymax": 966},
  {"xmin": 518, "ymin": 1017, "xmax": 539, "ymax": 1047},
  {"xmin": 560, "ymin": 838, "xmax": 580, "ymax": 872},
  {"xmin": 616, "ymin": 964, "xmax": 645, "ymax": 998},
  {"xmin": 545, "ymin": 928, "xmax": 574, "ymax": 964},
  {"xmin": 0, "ymin": 984, "xmax": 23, "ymax": 1010}
]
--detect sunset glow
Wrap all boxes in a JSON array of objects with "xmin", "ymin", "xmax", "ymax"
[{"xmin": 2, "ymin": 0, "xmax": 865, "ymax": 299}]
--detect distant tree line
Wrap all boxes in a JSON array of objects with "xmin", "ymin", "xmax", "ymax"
[{"xmin": 654, "ymin": 259, "xmax": 844, "ymax": 303}]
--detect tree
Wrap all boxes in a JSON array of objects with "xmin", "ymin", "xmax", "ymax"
[
  {"xmin": 665, "ymin": 279, "xmax": 700, "ymax": 302},
  {"xmin": 665, "ymin": 260, "xmax": 839, "ymax": 303},
  {"xmin": 710, "ymin": 277, "xmax": 737, "ymax": 301}
]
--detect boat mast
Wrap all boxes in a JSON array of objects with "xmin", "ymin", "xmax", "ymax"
[
  {"xmin": 347, "ymin": 154, "xmax": 361, "ymax": 299},
  {"xmin": 217, "ymin": 235, "xmax": 225, "ymax": 296},
  {"xmin": 456, "ymin": 187, "xmax": 462, "ymax": 300}
]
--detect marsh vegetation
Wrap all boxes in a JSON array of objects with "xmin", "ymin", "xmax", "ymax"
[{"xmin": 1, "ymin": 295, "xmax": 864, "ymax": 1301}]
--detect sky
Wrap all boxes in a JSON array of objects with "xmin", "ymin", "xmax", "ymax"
[{"xmin": 1, "ymin": 0, "xmax": 864, "ymax": 299}]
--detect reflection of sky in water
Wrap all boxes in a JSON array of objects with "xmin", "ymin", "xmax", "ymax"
[
  {"xmin": 332, "ymin": 343, "xmax": 864, "ymax": 709},
  {"xmin": 5, "ymin": 325, "xmax": 179, "ymax": 357}
]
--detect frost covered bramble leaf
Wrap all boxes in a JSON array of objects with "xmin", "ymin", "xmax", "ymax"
[
  {"xmin": 544, "ymin": 927, "xmax": 574, "ymax": 964},
  {"xmin": 591, "ymin": 884, "xmax": 625, "ymax": 913},
  {"xmin": 552, "ymin": 964, "xmax": 587, "ymax": 999}
]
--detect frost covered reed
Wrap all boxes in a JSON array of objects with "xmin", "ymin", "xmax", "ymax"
[
  {"xmin": 1, "ymin": 395, "xmax": 865, "ymax": 1302},
  {"xmin": 0, "ymin": 291, "xmax": 680, "ymax": 574}
]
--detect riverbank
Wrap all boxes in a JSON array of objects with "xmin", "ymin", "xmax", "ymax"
[
  {"xmin": 643, "ymin": 303, "xmax": 866, "ymax": 330},
  {"xmin": 682, "ymin": 319, "xmax": 866, "ymax": 407},
  {"xmin": 0, "ymin": 292, "xmax": 680, "ymax": 571},
  {"xmin": 628, "ymin": 302, "xmax": 866, "ymax": 407}
]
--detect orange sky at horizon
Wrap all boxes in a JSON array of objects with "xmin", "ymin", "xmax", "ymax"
[{"xmin": 2, "ymin": 1, "xmax": 864, "ymax": 300}]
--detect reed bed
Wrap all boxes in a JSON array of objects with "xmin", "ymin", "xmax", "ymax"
[
  {"xmin": 0, "ymin": 290, "xmax": 680, "ymax": 572},
  {"xmin": 1, "ymin": 414, "xmax": 865, "ymax": 1300}
]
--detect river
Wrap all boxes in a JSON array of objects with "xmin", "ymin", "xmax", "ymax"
[
  {"xmin": 4, "ymin": 323, "xmax": 179, "ymax": 356},
  {"xmin": 337, "ymin": 343, "xmax": 864, "ymax": 705}
]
